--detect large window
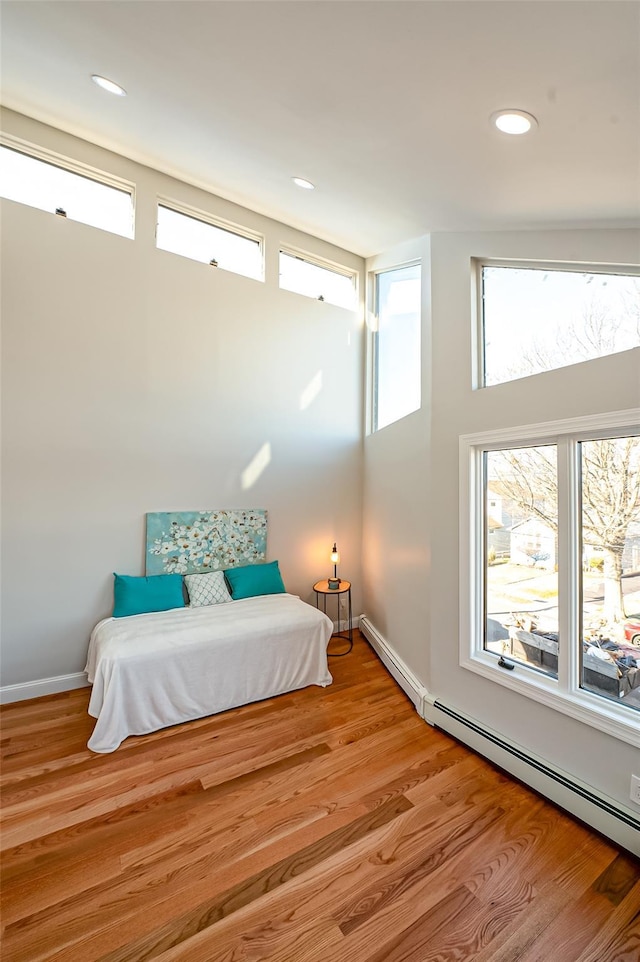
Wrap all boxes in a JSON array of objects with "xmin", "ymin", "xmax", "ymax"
[
  {"xmin": 462, "ymin": 413, "xmax": 640, "ymax": 746},
  {"xmin": 279, "ymin": 250, "xmax": 357, "ymax": 309},
  {"xmin": 371, "ymin": 263, "xmax": 421, "ymax": 432},
  {"xmin": 485, "ymin": 445, "xmax": 559, "ymax": 678},
  {"xmin": 479, "ymin": 262, "xmax": 640, "ymax": 387},
  {"xmin": 0, "ymin": 142, "xmax": 134, "ymax": 238},
  {"xmin": 156, "ymin": 203, "xmax": 263, "ymax": 281}
]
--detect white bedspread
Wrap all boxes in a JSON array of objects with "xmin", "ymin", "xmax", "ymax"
[{"xmin": 85, "ymin": 593, "xmax": 333, "ymax": 753}]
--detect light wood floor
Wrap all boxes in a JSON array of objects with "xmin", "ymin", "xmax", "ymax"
[{"xmin": 2, "ymin": 631, "xmax": 639, "ymax": 962}]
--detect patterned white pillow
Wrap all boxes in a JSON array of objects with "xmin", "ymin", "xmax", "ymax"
[{"xmin": 184, "ymin": 570, "xmax": 231, "ymax": 607}]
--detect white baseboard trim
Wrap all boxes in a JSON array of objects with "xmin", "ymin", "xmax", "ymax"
[
  {"xmin": 1, "ymin": 672, "xmax": 89, "ymax": 704},
  {"xmin": 359, "ymin": 615, "xmax": 430, "ymax": 717},
  {"xmin": 330, "ymin": 613, "xmax": 361, "ymax": 634},
  {"xmin": 424, "ymin": 695, "xmax": 640, "ymax": 857}
]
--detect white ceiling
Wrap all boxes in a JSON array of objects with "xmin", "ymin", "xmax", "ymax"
[{"xmin": 1, "ymin": 0, "xmax": 639, "ymax": 257}]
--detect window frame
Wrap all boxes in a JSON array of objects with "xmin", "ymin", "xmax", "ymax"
[
  {"xmin": 460, "ymin": 409, "xmax": 640, "ymax": 748},
  {"xmin": 473, "ymin": 258, "xmax": 640, "ymax": 390},
  {"xmin": 278, "ymin": 246, "xmax": 358, "ymax": 309},
  {"xmin": 156, "ymin": 198, "xmax": 265, "ymax": 281},
  {"xmin": 369, "ymin": 260, "xmax": 422, "ymax": 434},
  {"xmin": 0, "ymin": 133, "xmax": 136, "ymax": 237}
]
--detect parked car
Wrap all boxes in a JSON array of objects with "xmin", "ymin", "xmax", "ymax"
[{"xmin": 624, "ymin": 619, "xmax": 640, "ymax": 646}]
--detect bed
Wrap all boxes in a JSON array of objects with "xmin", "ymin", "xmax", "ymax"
[{"xmin": 85, "ymin": 593, "xmax": 333, "ymax": 753}]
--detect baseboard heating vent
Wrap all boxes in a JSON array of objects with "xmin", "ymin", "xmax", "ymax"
[{"xmin": 428, "ymin": 698, "xmax": 640, "ymax": 856}]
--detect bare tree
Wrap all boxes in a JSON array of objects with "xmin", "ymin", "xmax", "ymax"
[
  {"xmin": 495, "ymin": 275, "xmax": 640, "ymax": 385},
  {"xmin": 582, "ymin": 437, "xmax": 640, "ymax": 623},
  {"xmin": 492, "ymin": 438, "xmax": 639, "ymax": 626},
  {"xmin": 489, "ymin": 278, "xmax": 640, "ymax": 625}
]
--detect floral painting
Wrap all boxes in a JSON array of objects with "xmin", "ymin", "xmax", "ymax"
[{"xmin": 146, "ymin": 509, "xmax": 267, "ymax": 575}]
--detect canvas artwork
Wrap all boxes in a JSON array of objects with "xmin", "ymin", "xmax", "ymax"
[{"xmin": 146, "ymin": 509, "xmax": 267, "ymax": 575}]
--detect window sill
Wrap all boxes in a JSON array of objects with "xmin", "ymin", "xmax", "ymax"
[{"xmin": 462, "ymin": 651, "xmax": 640, "ymax": 749}]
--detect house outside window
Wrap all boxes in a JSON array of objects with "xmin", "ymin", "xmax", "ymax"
[{"xmin": 371, "ymin": 263, "xmax": 421, "ymax": 432}]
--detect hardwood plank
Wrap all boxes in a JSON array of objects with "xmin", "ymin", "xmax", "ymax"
[
  {"xmin": 512, "ymin": 853, "xmax": 640, "ymax": 962},
  {"xmin": 578, "ymin": 894, "xmax": 640, "ymax": 962},
  {"xmin": 336, "ymin": 800, "xmax": 507, "ymax": 936},
  {"xmin": 592, "ymin": 852, "xmax": 640, "ymax": 906},
  {"xmin": 1, "ymin": 744, "xmax": 330, "ymax": 877},
  {"xmin": 1, "ymin": 630, "xmax": 636, "ymax": 962},
  {"xmin": 96, "ymin": 795, "xmax": 414, "ymax": 962},
  {"xmin": 365, "ymin": 884, "xmax": 485, "ymax": 962},
  {"xmin": 4, "ymin": 726, "xmax": 435, "ymax": 956},
  {"xmin": 58, "ymin": 755, "xmax": 484, "ymax": 960},
  {"xmin": 3, "ymin": 717, "xmax": 423, "ymax": 938},
  {"xmin": 130, "ymin": 773, "xmax": 573, "ymax": 962},
  {"xmin": 102, "ymin": 779, "xmax": 518, "ymax": 962}
]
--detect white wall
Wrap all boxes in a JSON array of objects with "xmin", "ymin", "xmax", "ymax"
[
  {"xmin": 362, "ymin": 237, "xmax": 432, "ymax": 686},
  {"xmin": 0, "ymin": 109, "xmax": 365, "ymax": 688},
  {"xmin": 3, "ymin": 106, "xmax": 639, "ymax": 825},
  {"xmin": 364, "ymin": 227, "xmax": 640, "ymax": 814}
]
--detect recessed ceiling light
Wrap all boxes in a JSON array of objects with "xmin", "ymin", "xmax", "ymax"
[
  {"xmin": 491, "ymin": 109, "xmax": 538, "ymax": 135},
  {"xmin": 292, "ymin": 177, "xmax": 315, "ymax": 190},
  {"xmin": 91, "ymin": 74, "xmax": 127, "ymax": 97}
]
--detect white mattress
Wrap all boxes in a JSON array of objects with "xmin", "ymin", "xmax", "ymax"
[{"xmin": 85, "ymin": 593, "xmax": 333, "ymax": 753}]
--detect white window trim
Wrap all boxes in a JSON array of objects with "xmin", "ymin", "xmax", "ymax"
[
  {"xmin": 460, "ymin": 408, "xmax": 640, "ymax": 748},
  {"xmin": 365, "ymin": 267, "xmax": 378, "ymax": 435},
  {"xmin": 368, "ymin": 259, "xmax": 421, "ymax": 435},
  {"xmin": 0, "ymin": 133, "xmax": 135, "ymax": 198},
  {"xmin": 279, "ymin": 245, "xmax": 358, "ymax": 285},
  {"xmin": 278, "ymin": 246, "xmax": 358, "ymax": 311},
  {"xmin": 473, "ymin": 258, "xmax": 640, "ymax": 391},
  {"xmin": 157, "ymin": 197, "xmax": 265, "ymax": 280}
]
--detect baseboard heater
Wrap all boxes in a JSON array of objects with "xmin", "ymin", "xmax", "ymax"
[{"xmin": 429, "ymin": 697, "xmax": 640, "ymax": 856}]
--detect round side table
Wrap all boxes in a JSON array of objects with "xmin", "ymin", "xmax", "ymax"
[{"xmin": 313, "ymin": 580, "xmax": 353, "ymax": 655}]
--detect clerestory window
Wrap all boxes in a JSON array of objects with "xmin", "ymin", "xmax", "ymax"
[
  {"xmin": 478, "ymin": 261, "xmax": 640, "ymax": 388},
  {"xmin": 279, "ymin": 249, "xmax": 357, "ymax": 309},
  {"xmin": 0, "ymin": 141, "xmax": 134, "ymax": 238},
  {"xmin": 156, "ymin": 203, "xmax": 263, "ymax": 281},
  {"xmin": 371, "ymin": 263, "xmax": 421, "ymax": 432}
]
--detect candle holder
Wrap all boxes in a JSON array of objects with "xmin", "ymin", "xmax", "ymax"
[{"xmin": 328, "ymin": 543, "xmax": 340, "ymax": 588}]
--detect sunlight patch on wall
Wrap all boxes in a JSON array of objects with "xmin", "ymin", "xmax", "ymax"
[
  {"xmin": 241, "ymin": 442, "xmax": 271, "ymax": 490},
  {"xmin": 299, "ymin": 371, "xmax": 323, "ymax": 411}
]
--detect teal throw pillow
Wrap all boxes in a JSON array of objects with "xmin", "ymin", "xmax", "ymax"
[
  {"xmin": 224, "ymin": 561, "xmax": 286, "ymax": 600},
  {"xmin": 113, "ymin": 573, "xmax": 185, "ymax": 618}
]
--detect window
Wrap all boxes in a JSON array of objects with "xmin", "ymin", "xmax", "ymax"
[
  {"xmin": 0, "ymin": 142, "xmax": 134, "ymax": 238},
  {"xmin": 371, "ymin": 263, "xmax": 421, "ymax": 432},
  {"xmin": 478, "ymin": 262, "xmax": 640, "ymax": 387},
  {"xmin": 485, "ymin": 445, "xmax": 559, "ymax": 678},
  {"xmin": 461, "ymin": 413, "xmax": 640, "ymax": 746},
  {"xmin": 278, "ymin": 250, "xmax": 357, "ymax": 309},
  {"xmin": 156, "ymin": 203, "xmax": 263, "ymax": 281},
  {"xmin": 580, "ymin": 438, "xmax": 640, "ymax": 702}
]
